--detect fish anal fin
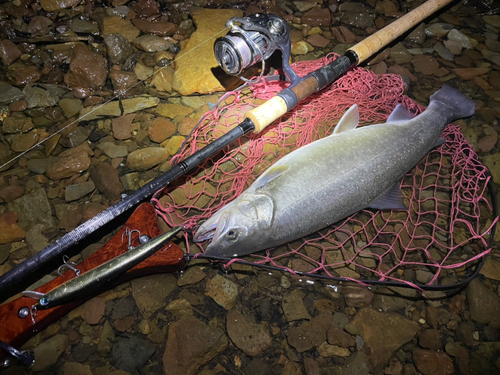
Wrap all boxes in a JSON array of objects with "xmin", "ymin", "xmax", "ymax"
[
  {"xmin": 386, "ymin": 104, "xmax": 415, "ymax": 123},
  {"xmin": 332, "ymin": 104, "xmax": 359, "ymax": 135},
  {"xmin": 254, "ymin": 165, "xmax": 289, "ymax": 190},
  {"xmin": 369, "ymin": 182, "xmax": 408, "ymax": 210}
]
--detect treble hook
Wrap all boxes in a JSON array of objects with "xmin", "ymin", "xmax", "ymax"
[
  {"xmin": 57, "ymin": 255, "xmax": 81, "ymax": 277},
  {"xmin": 122, "ymin": 227, "xmax": 149, "ymax": 250}
]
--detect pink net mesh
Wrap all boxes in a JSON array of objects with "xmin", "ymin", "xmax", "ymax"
[{"xmin": 152, "ymin": 54, "xmax": 496, "ymax": 289}]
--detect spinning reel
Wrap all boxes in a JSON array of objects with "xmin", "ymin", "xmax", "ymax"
[{"xmin": 214, "ymin": 14, "xmax": 301, "ymax": 87}]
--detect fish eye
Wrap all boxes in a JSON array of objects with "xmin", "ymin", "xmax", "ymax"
[{"xmin": 225, "ymin": 229, "xmax": 239, "ymax": 242}]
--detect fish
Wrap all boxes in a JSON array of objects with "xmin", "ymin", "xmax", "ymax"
[{"xmin": 193, "ymin": 85, "xmax": 476, "ymax": 258}]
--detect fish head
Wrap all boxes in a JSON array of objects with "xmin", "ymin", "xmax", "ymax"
[{"xmin": 193, "ymin": 193, "xmax": 275, "ymax": 257}]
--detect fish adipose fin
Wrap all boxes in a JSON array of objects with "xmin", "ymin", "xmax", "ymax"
[
  {"xmin": 429, "ymin": 84, "xmax": 476, "ymax": 121},
  {"xmin": 386, "ymin": 104, "xmax": 415, "ymax": 122},
  {"xmin": 368, "ymin": 182, "xmax": 408, "ymax": 210},
  {"xmin": 333, "ymin": 104, "xmax": 359, "ymax": 135}
]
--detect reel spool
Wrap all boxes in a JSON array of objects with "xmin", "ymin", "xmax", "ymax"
[{"xmin": 214, "ymin": 14, "xmax": 300, "ymax": 86}]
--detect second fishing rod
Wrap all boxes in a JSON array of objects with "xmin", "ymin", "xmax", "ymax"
[{"xmin": 0, "ymin": 0, "xmax": 455, "ymax": 298}]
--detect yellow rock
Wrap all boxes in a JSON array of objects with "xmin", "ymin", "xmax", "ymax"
[
  {"xmin": 172, "ymin": 8, "xmax": 243, "ymax": 95},
  {"xmin": 480, "ymin": 257, "xmax": 500, "ymax": 281},
  {"xmin": 154, "ymin": 103, "xmax": 192, "ymax": 118},
  {"xmin": 102, "ymin": 16, "xmax": 140, "ymax": 42},
  {"xmin": 151, "ymin": 66, "xmax": 174, "ymax": 92},
  {"xmin": 163, "ymin": 136, "xmax": 185, "ymax": 155}
]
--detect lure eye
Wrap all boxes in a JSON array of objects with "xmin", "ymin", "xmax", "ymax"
[
  {"xmin": 225, "ymin": 229, "xmax": 239, "ymax": 242},
  {"xmin": 40, "ymin": 297, "xmax": 49, "ymax": 306}
]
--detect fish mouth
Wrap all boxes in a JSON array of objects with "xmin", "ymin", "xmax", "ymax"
[{"xmin": 193, "ymin": 222, "xmax": 217, "ymax": 242}]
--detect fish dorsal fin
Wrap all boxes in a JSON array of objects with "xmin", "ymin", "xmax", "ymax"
[
  {"xmin": 254, "ymin": 165, "xmax": 289, "ymax": 190},
  {"xmin": 332, "ymin": 104, "xmax": 359, "ymax": 135},
  {"xmin": 368, "ymin": 182, "xmax": 408, "ymax": 210},
  {"xmin": 386, "ymin": 104, "xmax": 415, "ymax": 123}
]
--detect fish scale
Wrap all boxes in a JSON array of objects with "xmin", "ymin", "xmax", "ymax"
[{"xmin": 194, "ymin": 85, "xmax": 476, "ymax": 258}]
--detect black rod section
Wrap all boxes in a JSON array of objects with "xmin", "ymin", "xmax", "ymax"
[{"xmin": 0, "ymin": 119, "xmax": 255, "ymax": 298}]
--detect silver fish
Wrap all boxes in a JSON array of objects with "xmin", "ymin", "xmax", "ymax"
[{"xmin": 194, "ymin": 85, "xmax": 475, "ymax": 258}]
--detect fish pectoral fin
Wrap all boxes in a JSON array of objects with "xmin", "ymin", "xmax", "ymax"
[
  {"xmin": 433, "ymin": 137, "xmax": 446, "ymax": 148},
  {"xmin": 332, "ymin": 104, "xmax": 359, "ymax": 135},
  {"xmin": 368, "ymin": 182, "xmax": 408, "ymax": 210},
  {"xmin": 254, "ymin": 165, "xmax": 289, "ymax": 190},
  {"xmin": 386, "ymin": 103, "xmax": 415, "ymax": 123}
]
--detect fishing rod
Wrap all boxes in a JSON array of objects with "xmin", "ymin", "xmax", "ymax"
[{"xmin": 0, "ymin": 0, "xmax": 455, "ymax": 298}]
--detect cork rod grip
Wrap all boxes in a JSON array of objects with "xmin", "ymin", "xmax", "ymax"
[
  {"xmin": 348, "ymin": 0, "xmax": 455, "ymax": 63},
  {"xmin": 244, "ymin": 96, "xmax": 289, "ymax": 133}
]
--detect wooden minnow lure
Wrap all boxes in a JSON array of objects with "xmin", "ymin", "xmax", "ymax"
[{"xmin": 22, "ymin": 226, "xmax": 184, "ymax": 309}]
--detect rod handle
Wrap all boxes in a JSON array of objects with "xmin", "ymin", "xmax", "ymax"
[{"xmin": 348, "ymin": 0, "xmax": 455, "ymax": 63}]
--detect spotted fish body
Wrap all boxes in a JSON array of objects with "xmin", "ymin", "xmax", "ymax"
[{"xmin": 194, "ymin": 85, "xmax": 476, "ymax": 258}]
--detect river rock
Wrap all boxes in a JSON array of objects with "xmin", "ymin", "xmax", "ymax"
[
  {"xmin": 425, "ymin": 23, "xmax": 453, "ymax": 37},
  {"xmin": 282, "ymin": 289, "xmax": 311, "ymax": 321},
  {"xmin": 126, "ymin": 147, "xmax": 168, "ymax": 171},
  {"xmin": 411, "ymin": 54, "xmax": 440, "ymax": 75},
  {"xmin": 46, "ymin": 147, "xmax": 91, "ymax": 180},
  {"xmin": 133, "ymin": 35, "xmax": 176, "ymax": 53},
  {"xmin": 60, "ymin": 127, "xmax": 91, "ymax": 148},
  {"xmin": 0, "ymin": 40, "xmax": 22, "ymax": 65},
  {"xmin": 61, "ymin": 362, "xmax": 92, "ymax": 375},
  {"xmin": 172, "ymin": 8, "xmax": 242, "ymax": 95},
  {"xmin": 148, "ymin": 117, "xmax": 176, "ymax": 143},
  {"xmin": 467, "ymin": 278, "xmax": 500, "ymax": 328},
  {"xmin": 31, "ymin": 334, "xmax": 68, "ymax": 372},
  {"xmin": 10, "ymin": 65, "xmax": 42, "ymax": 86},
  {"xmin": 346, "ymin": 308, "xmax": 419, "ymax": 368},
  {"xmin": 81, "ymin": 297, "xmax": 106, "ymax": 325},
  {"xmin": 104, "ymin": 34, "xmax": 135, "ymax": 65},
  {"xmin": 131, "ymin": 274, "xmax": 177, "ymax": 318},
  {"xmin": 0, "ymin": 83, "xmax": 24, "ymax": 105},
  {"xmin": 40, "ymin": 0, "xmax": 81, "ymax": 11},
  {"xmin": 91, "ymin": 162, "xmax": 124, "ymax": 200},
  {"xmin": 443, "ymin": 39, "xmax": 463, "ymax": 55},
  {"xmin": 65, "ymin": 181, "xmax": 95, "ymax": 202},
  {"xmin": 98, "ymin": 142, "xmax": 128, "ymax": 158},
  {"xmin": 26, "ymin": 223, "xmax": 50, "ymax": 252},
  {"xmin": 448, "ymin": 29, "xmax": 476, "ymax": 49},
  {"xmin": 3, "ymin": 115, "xmax": 34, "ymax": 133},
  {"xmin": 64, "ymin": 45, "xmax": 107, "ymax": 90},
  {"xmin": 287, "ymin": 311, "xmax": 332, "ymax": 353},
  {"xmin": 132, "ymin": 19, "xmax": 176, "ymax": 36},
  {"xmin": 433, "ymin": 42, "xmax": 454, "ymax": 62},
  {"xmin": 112, "ymin": 114, "xmax": 135, "ymax": 140},
  {"xmin": 27, "ymin": 16, "xmax": 53, "ymax": 36},
  {"xmin": 483, "ymin": 153, "xmax": 500, "ymax": 184},
  {"xmin": 103, "ymin": 16, "xmax": 140, "ymax": 42},
  {"xmin": 413, "ymin": 349, "xmax": 454, "ymax": 375},
  {"xmin": 301, "ymin": 8, "xmax": 331, "ymax": 27},
  {"xmin": 339, "ymin": 10, "xmax": 374, "ymax": 29},
  {"xmin": 70, "ymin": 18, "xmax": 99, "ymax": 34},
  {"xmin": 205, "ymin": 273, "xmax": 238, "ymax": 310},
  {"xmin": 154, "ymin": 103, "xmax": 192, "ymax": 118},
  {"xmin": 98, "ymin": 320, "xmax": 115, "ymax": 355},
  {"xmin": 331, "ymin": 25, "xmax": 356, "ymax": 44},
  {"xmin": 226, "ymin": 309, "xmax": 271, "ymax": 356},
  {"xmin": 0, "ymin": 185, "xmax": 25, "ymax": 202},
  {"xmin": 390, "ymin": 43, "xmax": 412, "ymax": 64},
  {"xmin": 453, "ymin": 67, "xmax": 490, "ymax": 80},
  {"xmin": 163, "ymin": 136, "xmax": 184, "ymax": 155},
  {"xmin": 120, "ymin": 172, "xmax": 140, "ymax": 191},
  {"xmin": 163, "ymin": 317, "xmax": 228, "ymax": 375},
  {"xmin": 59, "ymin": 98, "xmax": 83, "ymax": 118},
  {"xmin": 0, "ymin": 212, "xmax": 26, "ymax": 244},
  {"xmin": 7, "ymin": 188, "xmax": 57, "ymax": 230},
  {"xmin": 23, "ymin": 84, "xmax": 65, "ymax": 108},
  {"xmin": 111, "ymin": 333, "xmax": 156, "ymax": 373}
]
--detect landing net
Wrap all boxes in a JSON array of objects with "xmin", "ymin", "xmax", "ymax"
[{"xmin": 153, "ymin": 53, "xmax": 497, "ymax": 290}]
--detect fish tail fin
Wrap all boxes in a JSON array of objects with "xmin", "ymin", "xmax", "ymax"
[{"xmin": 429, "ymin": 85, "xmax": 476, "ymax": 121}]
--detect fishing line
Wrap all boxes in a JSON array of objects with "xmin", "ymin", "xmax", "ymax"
[{"xmin": 0, "ymin": 26, "xmax": 229, "ymax": 171}]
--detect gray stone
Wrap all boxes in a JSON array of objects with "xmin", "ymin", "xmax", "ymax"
[
  {"xmin": 23, "ymin": 84, "xmax": 65, "ymax": 108},
  {"xmin": 31, "ymin": 334, "xmax": 68, "ymax": 372},
  {"xmin": 120, "ymin": 172, "xmax": 140, "ymax": 191},
  {"xmin": 482, "ymin": 49, "xmax": 500, "ymax": 66},
  {"xmin": 27, "ymin": 158, "xmax": 50, "ymax": 174},
  {"xmin": 60, "ymin": 127, "xmax": 91, "ymax": 148},
  {"xmin": 111, "ymin": 333, "xmax": 155, "ymax": 373},
  {"xmin": 98, "ymin": 320, "xmax": 115, "ymax": 355},
  {"xmin": 98, "ymin": 142, "xmax": 129, "ymax": 158},
  {"xmin": 70, "ymin": 19, "xmax": 99, "ymax": 34},
  {"xmin": 26, "ymin": 223, "xmax": 50, "ymax": 253},
  {"xmin": 448, "ymin": 29, "xmax": 475, "ymax": 49},
  {"xmin": 104, "ymin": 34, "xmax": 135, "ymax": 65},
  {"xmin": 343, "ymin": 351, "xmax": 370, "ymax": 375},
  {"xmin": 282, "ymin": 289, "xmax": 311, "ymax": 321},
  {"xmin": 338, "ymin": 11, "xmax": 374, "ymax": 29},
  {"xmin": 110, "ymin": 297, "xmax": 136, "ymax": 320},
  {"xmin": 425, "ymin": 23, "xmax": 453, "ymax": 37},
  {"xmin": 486, "ymin": 39, "xmax": 500, "ymax": 53},
  {"xmin": 433, "ymin": 42, "xmax": 454, "ymax": 62},
  {"xmin": 390, "ymin": 43, "xmax": 413, "ymax": 64},
  {"xmin": 0, "ymin": 82, "xmax": 24, "ymax": 105},
  {"xmin": 65, "ymin": 181, "xmax": 96, "ymax": 201},
  {"xmin": 7, "ymin": 188, "xmax": 57, "ymax": 230}
]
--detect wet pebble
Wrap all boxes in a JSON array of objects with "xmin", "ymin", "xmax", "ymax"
[
  {"xmin": 126, "ymin": 147, "xmax": 169, "ymax": 171},
  {"xmin": 91, "ymin": 162, "xmax": 124, "ymax": 200},
  {"xmin": 226, "ymin": 309, "xmax": 271, "ymax": 356},
  {"xmin": 31, "ymin": 334, "xmax": 68, "ymax": 372},
  {"xmin": 412, "ymin": 348, "xmax": 454, "ymax": 375},
  {"xmin": 131, "ymin": 273, "xmax": 176, "ymax": 318},
  {"xmin": 205, "ymin": 273, "xmax": 238, "ymax": 310},
  {"xmin": 65, "ymin": 181, "xmax": 95, "ymax": 202}
]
